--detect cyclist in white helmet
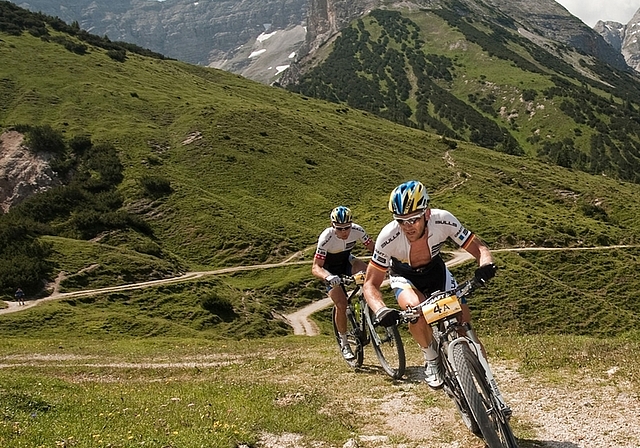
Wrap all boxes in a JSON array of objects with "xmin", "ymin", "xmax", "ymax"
[
  {"xmin": 363, "ymin": 181, "xmax": 497, "ymax": 388},
  {"xmin": 312, "ymin": 206, "xmax": 375, "ymax": 360}
]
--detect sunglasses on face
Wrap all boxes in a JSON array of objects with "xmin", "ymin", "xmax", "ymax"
[
  {"xmin": 395, "ymin": 211, "xmax": 425, "ymax": 226},
  {"xmin": 333, "ymin": 224, "xmax": 352, "ymax": 231}
]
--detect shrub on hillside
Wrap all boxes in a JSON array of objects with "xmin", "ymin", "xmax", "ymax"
[
  {"xmin": 84, "ymin": 143, "xmax": 124, "ymax": 189},
  {"xmin": 107, "ymin": 49, "xmax": 127, "ymax": 62},
  {"xmin": 201, "ymin": 294, "xmax": 236, "ymax": 320},
  {"xmin": 0, "ymin": 218, "xmax": 53, "ymax": 296},
  {"xmin": 26, "ymin": 125, "xmax": 66, "ymax": 155},
  {"xmin": 69, "ymin": 135, "xmax": 93, "ymax": 156},
  {"xmin": 140, "ymin": 175, "xmax": 173, "ymax": 198}
]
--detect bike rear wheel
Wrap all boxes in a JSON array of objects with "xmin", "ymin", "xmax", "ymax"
[
  {"xmin": 366, "ymin": 306, "xmax": 405, "ymax": 379},
  {"xmin": 332, "ymin": 305, "xmax": 364, "ymax": 369},
  {"xmin": 452, "ymin": 343, "xmax": 518, "ymax": 448}
]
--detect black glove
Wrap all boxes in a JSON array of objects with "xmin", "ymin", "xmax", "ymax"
[
  {"xmin": 374, "ymin": 306, "xmax": 400, "ymax": 327},
  {"xmin": 475, "ymin": 263, "xmax": 497, "ymax": 285}
]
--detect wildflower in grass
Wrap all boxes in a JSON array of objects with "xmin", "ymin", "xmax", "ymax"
[{"xmin": 55, "ymin": 437, "xmax": 74, "ymax": 447}]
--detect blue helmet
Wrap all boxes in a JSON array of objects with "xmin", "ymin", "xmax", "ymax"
[
  {"xmin": 330, "ymin": 206, "xmax": 353, "ymax": 224},
  {"xmin": 388, "ymin": 181, "xmax": 430, "ymax": 215}
]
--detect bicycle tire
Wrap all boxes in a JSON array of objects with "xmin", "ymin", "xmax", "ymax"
[
  {"xmin": 462, "ymin": 346, "xmax": 518, "ymax": 447},
  {"xmin": 331, "ymin": 305, "xmax": 364, "ymax": 369},
  {"xmin": 366, "ymin": 306, "xmax": 405, "ymax": 379},
  {"xmin": 452, "ymin": 342, "xmax": 518, "ymax": 448},
  {"xmin": 441, "ymin": 350, "xmax": 481, "ymax": 436}
]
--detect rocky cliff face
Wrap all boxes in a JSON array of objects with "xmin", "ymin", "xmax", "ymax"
[
  {"xmin": 14, "ymin": 0, "xmax": 307, "ymax": 84},
  {"xmin": 595, "ymin": 8, "xmax": 640, "ymax": 72},
  {"xmin": 478, "ymin": 0, "xmax": 628, "ymax": 71},
  {"xmin": 281, "ymin": 0, "xmax": 629, "ymax": 86},
  {"xmin": 11, "ymin": 0, "xmax": 633, "ymax": 84},
  {"xmin": 0, "ymin": 131, "xmax": 60, "ymax": 213}
]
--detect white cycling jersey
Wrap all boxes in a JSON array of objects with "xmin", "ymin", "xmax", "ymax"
[
  {"xmin": 371, "ymin": 208, "xmax": 474, "ymax": 274},
  {"xmin": 314, "ymin": 223, "xmax": 372, "ymax": 262}
]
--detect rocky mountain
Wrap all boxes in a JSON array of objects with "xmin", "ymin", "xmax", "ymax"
[
  {"xmin": 10, "ymin": 0, "xmax": 632, "ymax": 85},
  {"xmin": 286, "ymin": 0, "xmax": 630, "ymax": 86},
  {"xmin": 595, "ymin": 7, "xmax": 640, "ymax": 72},
  {"xmin": 11, "ymin": 0, "xmax": 308, "ymax": 84}
]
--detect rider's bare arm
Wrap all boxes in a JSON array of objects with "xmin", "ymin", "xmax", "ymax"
[
  {"xmin": 363, "ymin": 263, "xmax": 387, "ymax": 313},
  {"xmin": 463, "ymin": 235, "xmax": 494, "ymax": 267},
  {"xmin": 311, "ymin": 256, "xmax": 331, "ymax": 281}
]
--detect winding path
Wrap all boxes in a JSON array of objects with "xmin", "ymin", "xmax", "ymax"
[
  {"xmin": 0, "ymin": 250, "xmax": 310, "ymax": 316},
  {"xmin": 1, "ymin": 246, "xmax": 635, "ymax": 325}
]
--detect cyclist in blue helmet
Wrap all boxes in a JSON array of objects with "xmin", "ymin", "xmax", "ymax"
[
  {"xmin": 363, "ymin": 181, "xmax": 498, "ymax": 390},
  {"xmin": 312, "ymin": 206, "xmax": 375, "ymax": 360}
]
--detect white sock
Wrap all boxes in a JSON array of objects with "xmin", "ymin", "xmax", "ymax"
[
  {"xmin": 421, "ymin": 344, "xmax": 438, "ymax": 362},
  {"xmin": 339, "ymin": 333, "xmax": 349, "ymax": 346}
]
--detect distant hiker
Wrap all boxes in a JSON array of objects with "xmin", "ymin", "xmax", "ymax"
[
  {"xmin": 15, "ymin": 287, "xmax": 25, "ymax": 306},
  {"xmin": 312, "ymin": 206, "xmax": 375, "ymax": 361}
]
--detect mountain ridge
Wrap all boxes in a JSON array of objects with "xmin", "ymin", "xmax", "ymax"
[
  {"xmin": 9, "ymin": 0, "xmax": 637, "ymax": 85},
  {"xmin": 595, "ymin": 7, "xmax": 640, "ymax": 72}
]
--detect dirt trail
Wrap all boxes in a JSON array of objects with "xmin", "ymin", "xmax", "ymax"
[
  {"xmin": 2, "ymin": 245, "xmax": 634, "ymax": 319},
  {"xmin": 0, "ymin": 250, "xmax": 310, "ymax": 316}
]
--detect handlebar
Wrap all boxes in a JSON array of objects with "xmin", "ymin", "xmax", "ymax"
[
  {"xmin": 340, "ymin": 271, "xmax": 366, "ymax": 286},
  {"xmin": 398, "ymin": 277, "xmax": 483, "ymax": 323}
]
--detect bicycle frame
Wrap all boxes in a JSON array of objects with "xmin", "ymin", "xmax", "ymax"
[
  {"xmin": 331, "ymin": 273, "xmax": 406, "ymax": 379},
  {"xmin": 399, "ymin": 278, "xmax": 517, "ymax": 448}
]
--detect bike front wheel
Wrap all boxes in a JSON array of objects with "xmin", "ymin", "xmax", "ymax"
[
  {"xmin": 331, "ymin": 305, "xmax": 364, "ymax": 369},
  {"xmin": 441, "ymin": 351, "xmax": 481, "ymax": 437},
  {"xmin": 366, "ymin": 306, "xmax": 405, "ymax": 379},
  {"xmin": 452, "ymin": 342, "xmax": 518, "ymax": 448}
]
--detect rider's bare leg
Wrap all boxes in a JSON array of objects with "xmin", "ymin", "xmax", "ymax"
[
  {"xmin": 397, "ymin": 289, "xmax": 436, "ymax": 357},
  {"xmin": 350, "ymin": 257, "xmax": 368, "ymax": 275},
  {"xmin": 329, "ymin": 286, "xmax": 349, "ymax": 335}
]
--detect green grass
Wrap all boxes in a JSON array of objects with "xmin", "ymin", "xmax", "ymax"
[
  {"xmin": 41, "ymin": 235, "xmax": 185, "ymax": 294},
  {"xmin": 2, "ymin": 11, "xmax": 640, "ymax": 447},
  {"xmin": 3, "ymin": 27, "xmax": 640, "ymax": 297},
  {"xmin": 1, "ymin": 333, "xmax": 638, "ymax": 448}
]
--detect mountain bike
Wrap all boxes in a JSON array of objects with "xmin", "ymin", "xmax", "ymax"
[
  {"xmin": 330, "ymin": 272, "xmax": 406, "ymax": 379},
  {"xmin": 398, "ymin": 277, "xmax": 518, "ymax": 448}
]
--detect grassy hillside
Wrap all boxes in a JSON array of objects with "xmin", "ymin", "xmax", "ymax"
[
  {"xmin": 2, "ymin": 7, "xmax": 640, "ymax": 340},
  {"xmin": 2, "ymin": 11, "xmax": 640, "ymax": 447}
]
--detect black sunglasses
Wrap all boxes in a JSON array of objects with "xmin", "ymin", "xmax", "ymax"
[{"xmin": 333, "ymin": 224, "xmax": 352, "ymax": 231}]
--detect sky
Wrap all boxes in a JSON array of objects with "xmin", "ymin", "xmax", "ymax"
[{"xmin": 555, "ymin": 0, "xmax": 639, "ymax": 27}]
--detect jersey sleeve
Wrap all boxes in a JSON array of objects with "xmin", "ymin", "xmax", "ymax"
[
  {"xmin": 369, "ymin": 223, "xmax": 398, "ymax": 271},
  {"xmin": 352, "ymin": 223, "xmax": 372, "ymax": 246},
  {"xmin": 314, "ymin": 228, "xmax": 331, "ymax": 260},
  {"xmin": 441, "ymin": 210, "xmax": 474, "ymax": 248}
]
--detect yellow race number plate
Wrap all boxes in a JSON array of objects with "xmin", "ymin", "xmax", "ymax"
[{"xmin": 421, "ymin": 295, "xmax": 462, "ymax": 324}]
